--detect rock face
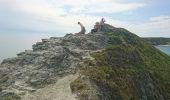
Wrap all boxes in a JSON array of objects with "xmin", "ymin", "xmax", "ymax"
[
  {"xmin": 0, "ymin": 27, "xmax": 111, "ymax": 100},
  {"xmin": 22, "ymin": 74, "xmax": 79, "ymax": 100},
  {"xmin": 0, "ymin": 24, "xmax": 170, "ymax": 100}
]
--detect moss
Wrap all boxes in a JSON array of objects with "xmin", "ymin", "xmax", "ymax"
[
  {"xmin": 80, "ymin": 31, "xmax": 170, "ymax": 99},
  {"xmin": 81, "ymin": 66, "xmax": 139, "ymax": 100},
  {"xmin": 89, "ymin": 31, "xmax": 170, "ymax": 99},
  {"xmin": 70, "ymin": 77, "xmax": 89, "ymax": 93},
  {"xmin": 91, "ymin": 44, "xmax": 144, "ymax": 68}
]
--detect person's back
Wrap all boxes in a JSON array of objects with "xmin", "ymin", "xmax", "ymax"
[
  {"xmin": 91, "ymin": 22, "xmax": 99, "ymax": 33},
  {"xmin": 99, "ymin": 18, "xmax": 106, "ymax": 31},
  {"xmin": 94, "ymin": 22, "xmax": 99, "ymax": 29},
  {"xmin": 78, "ymin": 22, "xmax": 86, "ymax": 34}
]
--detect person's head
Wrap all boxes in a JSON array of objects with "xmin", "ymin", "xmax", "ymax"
[
  {"xmin": 95, "ymin": 22, "xmax": 99, "ymax": 25},
  {"xmin": 78, "ymin": 22, "xmax": 80, "ymax": 24},
  {"xmin": 102, "ymin": 18, "xmax": 106, "ymax": 22}
]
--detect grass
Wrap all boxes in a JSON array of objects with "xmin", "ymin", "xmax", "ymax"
[
  {"xmin": 70, "ymin": 77, "xmax": 89, "ymax": 93},
  {"xmin": 76, "ymin": 31, "xmax": 170, "ymax": 99},
  {"xmin": 81, "ymin": 66, "xmax": 139, "ymax": 100},
  {"xmin": 92, "ymin": 43, "xmax": 170, "ymax": 99}
]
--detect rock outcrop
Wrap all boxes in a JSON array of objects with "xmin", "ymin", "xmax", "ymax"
[{"xmin": 0, "ymin": 24, "xmax": 170, "ymax": 100}]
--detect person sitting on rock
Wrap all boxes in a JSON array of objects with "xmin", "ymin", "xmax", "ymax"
[
  {"xmin": 91, "ymin": 22, "xmax": 100, "ymax": 33},
  {"xmin": 99, "ymin": 18, "xmax": 106, "ymax": 31},
  {"xmin": 76, "ymin": 22, "xmax": 86, "ymax": 34}
]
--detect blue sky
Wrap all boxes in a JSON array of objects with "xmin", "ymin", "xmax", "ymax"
[{"xmin": 0, "ymin": 0, "xmax": 170, "ymax": 61}]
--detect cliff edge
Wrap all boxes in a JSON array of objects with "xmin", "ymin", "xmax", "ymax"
[{"xmin": 0, "ymin": 24, "xmax": 170, "ymax": 100}]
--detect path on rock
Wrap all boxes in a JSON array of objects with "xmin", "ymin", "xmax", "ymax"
[{"xmin": 22, "ymin": 74, "xmax": 78, "ymax": 100}]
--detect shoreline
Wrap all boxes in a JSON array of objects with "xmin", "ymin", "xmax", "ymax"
[{"xmin": 155, "ymin": 45, "xmax": 170, "ymax": 47}]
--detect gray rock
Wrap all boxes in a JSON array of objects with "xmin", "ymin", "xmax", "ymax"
[
  {"xmin": 0, "ymin": 24, "xmax": 167, "ymax": 100},
  {"xmin": 0, "ymin": 30, "xmax": 111, "ymax": 98}
]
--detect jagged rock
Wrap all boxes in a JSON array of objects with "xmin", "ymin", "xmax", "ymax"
[
  {"xmin": 0, "ymin": 24, "xmax": 170, "ymax": 100},
  {"xmin": 0, "ymin": 26, "xmax": 112, "ymax": 99}
]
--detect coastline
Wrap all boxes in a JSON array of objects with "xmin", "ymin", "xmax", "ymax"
[
  {"xmin": 155, "ymin": 45, "xmax": 170, "ymax": 56},
  {"xmin": 156, "ymin": 45, "xmax": 170, "ymax": 47}
]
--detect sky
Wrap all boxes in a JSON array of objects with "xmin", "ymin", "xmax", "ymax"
[{"xmin": 0, "ymin": 0, "xmax": 170, "ymax": 61}]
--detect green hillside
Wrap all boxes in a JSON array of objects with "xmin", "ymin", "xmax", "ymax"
[
  {"xmin": 71, "ymin": 26, "xmax": 170, "ymax": 100},
  {"xmin": 143, "ymin": 38, "xmax": 170, "ymax": 45}
]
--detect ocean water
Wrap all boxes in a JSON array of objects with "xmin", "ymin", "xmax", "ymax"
[
  {"xmin": 0, "ymin": 33, "xmax": 64, "ymax": 63},
  {"xmin": 1, "ymin": 34, "xmax": 170, "ymax": 63},
  {"xmin": 155, "ymin": 45, "xmax": 170, "ymax": 56}
]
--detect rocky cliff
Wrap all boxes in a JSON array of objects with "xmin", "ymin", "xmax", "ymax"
[{"xmin": 0, "ymin": 24, "xmax": 170, "ymax": 100}]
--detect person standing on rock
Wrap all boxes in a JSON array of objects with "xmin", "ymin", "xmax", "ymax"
[
  {"xmin": 77, "ymin": 22, "xmax": 86, "ymax": 34},
  {"xmin": 99, "ymin": 18, "xmax": 106, "ymax": 31}
]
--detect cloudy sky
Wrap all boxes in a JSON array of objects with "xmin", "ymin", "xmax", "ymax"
[
  {"xmin": 0, "ymin": 0, "xmax": 170, "ymax": 61},
  {"xmin": 0, "ymin": 0, "xmax": 170, "ymax": 37}
]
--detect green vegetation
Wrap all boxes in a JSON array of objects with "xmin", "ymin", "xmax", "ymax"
[
  {"xmin": 143, "ymin": 37, "xmax": 170, "ymax": 45},
  {"xmin": 70, "ymin": 77, "xmax": 97, "ymax": 99},
  {"xmin": 72, "ymin": 30, "xmax": 170, "ymax": 99},
  {"xmin": 70, "ymin": 77, "xmax": 89, "ymax": 93},
  {"xmin": 81, "ymin": 66, "xmax": 139, "ymax": 100},
  {"xmin": 106, "ymin": 31, "xmax": 170, "ymax": 99},
  {"xmin": 91, "ymin": 44, "xmax": 170, "ymax": 98}
]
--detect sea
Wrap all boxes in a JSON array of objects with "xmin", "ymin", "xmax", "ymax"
[
  {"xmin": 0, "ymin": 34, "xmax": 170, "ymax": 63},
  {"xmin": 155, "ymin": 45, "xmax": 170, "ymax": 56},
  {"xmin": 0, "ymin": 33, "xmax": 64, "ymax": 63}
]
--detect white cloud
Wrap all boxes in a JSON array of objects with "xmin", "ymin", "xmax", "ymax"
[
  {"xmin": 0, "ymin": 0, "xmax": 146, "ymax": 34},
  {"xmin": 1, "ymin": 0, "xmax": 145, "ymax": 15},
  {"xmin": 45, "ymin": 0, "xmax": 146, "ymax": 14},
  {"xmin": 1, "ymin": 0, "xmax": 170, "ymax": 37},
  {"xmin": 75, "ymin": 3, "xmax": 145, "ymax": 13},
  {"xmin": 130, "ymin": 16, "xmax": 170, "ymax": 37}
]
